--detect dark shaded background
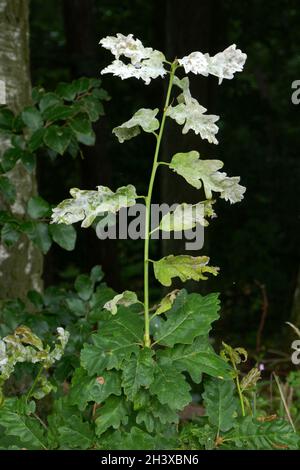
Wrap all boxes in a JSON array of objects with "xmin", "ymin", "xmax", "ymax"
[{"xmin": 29, "ymin": 0, "xmax": 300, "ymax": 349}]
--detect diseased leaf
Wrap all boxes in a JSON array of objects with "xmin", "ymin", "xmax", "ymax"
[
  {"xmin": 203, "ymin": 377, "xmax": 238, "ymax": 432},
  {"xmin": 169, "ymin": 151, "xmax": 246, "ymax": 203},
  {"xmin": 153, "ymin": 291, "xmax": 220, "ymax": 347},
  {"xmin": 166, "ymin": 97, "xmax": 219, "ymax": 144},
  {"xmin": 95, "ymin": 396, "xmax": 129, "ymax": 436},
  {"xmin": 153, "ymin": 289, "xmax": 180, "ymax": 316},
  {"xmin": 113, "ymin": 108, "xmax": 159, "ymax": 143},
  {"xmin": 122, "ymin": 348, "xmax": 155, "ymax": 400},
  {"xmin": 159, "ymin": 202, "xmax": 209, "ymax": 232},
  {"xmin": 104, "ymin": 290, "xmax": 140, "ymax": 315},
  {"xmin": 51, "ymin": 184, "xmax": 137, "ymax": 228},
  {"xmin": 153, "ymin": 254, "xmax": 219, "ymax": 287}
]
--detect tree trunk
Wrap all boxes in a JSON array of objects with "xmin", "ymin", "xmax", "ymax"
[{"xmin": 0, "ymin": 0, "xmax": 43, "ymax": 299}]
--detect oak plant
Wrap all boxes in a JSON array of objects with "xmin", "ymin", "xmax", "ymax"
[{"xmin": 0, "ymin": 34, "xmax": 298, "ymax": 450}]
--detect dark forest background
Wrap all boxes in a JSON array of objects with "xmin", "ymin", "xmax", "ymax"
[{"xmin": 28, "ymin": 0, "xmax": 300, "ymax": 350}]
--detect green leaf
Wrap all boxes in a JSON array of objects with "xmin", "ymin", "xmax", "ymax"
[
  {"xmin": 81, "ymin": 308, "xmax": 143, "ymax": 373},
  {"xmin": 149, "ymin": 363, "xmax": 191, "ymax": 411},
  {"xmin": 27, "ymin": 196, "xmax": 50, "ymax": 219},
  {"xmin": 0, "ymin": 176, "xmax": 16, "ymax": 204},
  {"xmin": 44, "ymin": 126, "xmax": 73, "ymax": 155},
  {"xmin": 1, "ymin": 147, "xmax": 22, "ymax": 172},
  {"xmin": 23, "ymin": 221, "xmax": 52, "ymax": 254},
  {"xmin": 21, "ymin": 106, "xmax": 43, "ymax": 130},
  {"xmin": 113, "ymin": 427, "xmax": 157, "ymax": 450},
  {"xmin": 49, "ymin": 223, "xmax": 76, "ymax": 251},
  {"xmin": 122, "ymin": 349, "xmax": 155, "ymax": 400},
  {"xmin": 95, "ymin": 396, "xmax": 129, "ymax": 436},
  {"xmin": 27, "ymin": 128, "xmax": 46, "ymax": 152},
  {"xmin": 39, "ymin": 93, "xmax": 62, "ymax": 113},
  {"xmin": 42, "ymin": 104, "xmax": 75, "ymax": 122},
  {"xmin": 80, "ymin": 96, "xmax": 104, "ymax": 122},
  {"xmin": 57, "ymin": 415, "xmax": 93, "ymax": 449},
  {"xmin": 21, "ymin": 151, "xmax": 36, "ymax": 172},
  {"xmin": 0, "ymin": 107, "xmax": 14, "ymax": 130},
  {"xmin": 1, "ymin": 223, "xmax": 20, "ymax": 247},
  {"xmin": 157, "ymin": 336, "xmax": 232, "ymax": 382},
  {"xmin": 90, "ymin": 265, "xmax": 104, "ymax": 283},
  {"xmin": 51, "ymin": 184, "xmax": 137, "ymax": 228},
  {"xmin": 113, "ymin": 108, "xmax": 159, "ymax": 143},
  {"xmin": 104, "ymin": 290, "xmax": 140, "ymax": 315},
  {"xmin": 56, "ymin": 82, "xmax": 77, "ymax": 101},
  {"xmin": 69, "ymin": 114, "xmax": 95, "ymax": 145},
  {"xmin": 202, "ymin": 377, "xmax": 238, "ymax": 432},
  {"xmin": 72, "ymin": 77, "xmax": 91, "ymax": 94},
  {"xmin": 69, "ymin": 368, "xmax": 122, "ymax": 411},
  {"xmin": 169, "ymin": 151, "xmax": 246, "ymax": 203},
  {"xmin": 153, "ymin": 291, "xmax": 220, "ymax": 347},
  {"xmin": 0, "ymin": 399, "xmax": 47, "ymax": 449},
  {"xmin": 153, "ymin": 254, "xmax": 219, "ymax": 287},
  {"xmin": 223, "ymin": 417, "xmax": 299, "ymax": 450},
  {"xmin": 74, "ymin": 274, "xmax": 93, "ymax": 300}
]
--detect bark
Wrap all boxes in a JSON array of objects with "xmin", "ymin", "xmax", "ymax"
[{"xmin": 0, "ymin": 0, "xmax": 43, "ymax": 299}]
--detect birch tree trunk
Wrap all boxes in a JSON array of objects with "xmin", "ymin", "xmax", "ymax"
[{"xmin": 0, "ymin": 0, "xmax": 43, "ymax": 299}]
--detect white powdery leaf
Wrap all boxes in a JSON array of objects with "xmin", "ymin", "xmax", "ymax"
[
  {"xmin": 211, "ymin": 172, "xmax": 246, "ymax": 204},
  {"xmin": 167, "ymin": 99, "xmax": 219, "ymax": 144},
  {"xmin": 104, "ymin": 291, "xmax": 140, "ymax": 315},
  {"xmin": 100, "ymin": 33, "xmax": 152, "ymax": 63},
  {"xmin": 160, "ymin": 203, "xmax": 209, "ymax": 232},
  {"xmin": 170, "ymin": 151, "xmax": 246, "ymax": 204},
  {"xmin": 113, "ymin": 108, "xmax": 159, "ymax": 143},
  {"xmin": 178, "ymin": 51, "xmax": 209, "ymax": 75},
  {"xmin": 100, "ymin": 34, "xmax": 167, "ymax": 84},
  {"xmin": 179, "ymin": 44, "xmax": 247, "ymax": 84},
  {"xmin": 0, "ymin": 340, "xmax": 8, "ymax": 370},
  {"xmin": 51, "ymin": 184, "xmax": 137, "ymax": 228}
]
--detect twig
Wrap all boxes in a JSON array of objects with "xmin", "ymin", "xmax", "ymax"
[
  {"xmin": 273, "ymin": 372, "xmax": 296, "ymax": 432},
  {"xmin": 255, "ymin": 280, "xmax": 269, "ymax": 351}
]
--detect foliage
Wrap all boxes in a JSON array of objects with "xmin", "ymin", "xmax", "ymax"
[
  {"xmin": 0, "ymin": 31, "xmax": 298, "ymax": 451},
  {"xmin": 0, "ymin": 77, "xmax": 109, "ymax": 254}
]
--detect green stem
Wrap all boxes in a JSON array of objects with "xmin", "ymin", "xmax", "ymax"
[
  {"xmin": 143, "ymin": 62, "xmax": 177, "ymax": 348},
  {"xmin": 230, "ymin": 353, "xmax": 245, "ymax": 417},
  {"xmin": 26, "ymin": 365, "xmax": 44, "ymax": 402}
]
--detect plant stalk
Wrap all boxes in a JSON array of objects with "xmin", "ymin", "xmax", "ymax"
[{"xmin": 143, "ymin": 62, "xmax": 177, "ymax": 347}]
